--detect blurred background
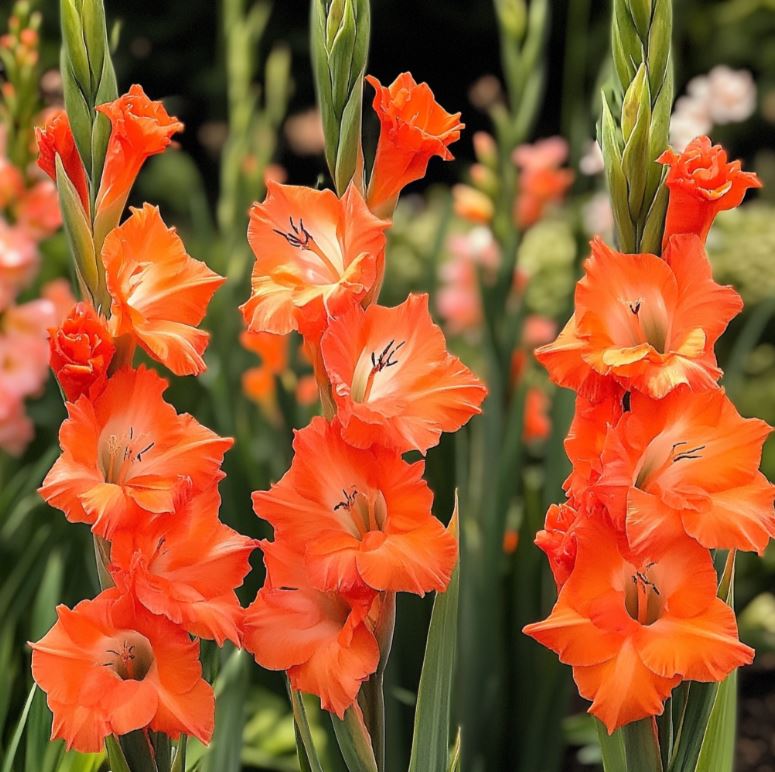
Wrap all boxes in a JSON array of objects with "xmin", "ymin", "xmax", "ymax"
[{"xmin": 1, "ymin": 0, "xmax": 774, "ymax": 770}]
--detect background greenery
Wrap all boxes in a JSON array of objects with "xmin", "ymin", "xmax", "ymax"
[{"xmin": 1, "ymin": 0, "xmax": 774, "ymax": 770}]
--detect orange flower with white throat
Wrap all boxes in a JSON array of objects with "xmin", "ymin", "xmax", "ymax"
[
  {"xmin": 321, "ymin": 293, "xmax": 487, "ymax": 454},
  {"xmin": 252, "ymin": 416, "xmax": 457, "ymax": 595},
  {"xmin": 524, "ymin": 519, "xmax": 753, "ymax": 733},
  {"xmin": 658, "ymin": 135, "xmax": 761, "ymax": 245},
  {"xmin": 102, "ymin": 204, "xmax": 224, "ymax": 376},
  {"xmin": 38, "ymin": 366, "xmax": 233, "ymax": 538},
  {"xmin": 240, "ymin": 181, "xmax": 389, "ymax": 341},
  {"xmin": 242, "ymin": 539, "xmax": 380, "ymax": 718},
  {"xmin": 536, "ymin": 235, "xmax": 742, "ymax": 400},
  {"xmin": 109, "ymin": 488, "xmax": 255, "ymax": 646},
  {"xmin": 366, "ymin": 72, "xmax": 464, "ymax": 216},
  {"xmin": 595, "ymin": 387, "xmax": 775, "ymax": 556},
  {"xmin": 30, "ymin": 588, "xmax": 214, "ymax": 753},
  {"xmin": 95, "ymin": 85, "xmax": 183, "ymax": 226}
]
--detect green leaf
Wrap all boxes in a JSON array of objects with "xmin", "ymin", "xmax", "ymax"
[
  {"xmin": 668, "ymin": 555, "xmax": 737, "ymax": 772},
  {"xmin": 202, "ymin": 648, "xmax": 248, "ymax": 772},
  {"xmin": 1, "ymin": 684, "xmax": 36, "ymax": 772},
  {"xmin": 695, "ymin": 669, "xmax": 737, "ymax": 772},
  {"xmin": 171, "ymin": 736, "xmax": 187, "ymax": 772},
  {"xmin": 408, "ymin": 502, "xmax": 459, "ymax": 772},
  {"xmin": 289, "ymin": 688, "xmax": 324, "ymax": 772},
  {"xmin": 331, "ymin": 706, "xmax": 378, "ymax": 772},
  {"xmin": 622, "ymin": 719, "xmax": 663, "ymax": 771},
  {"xmin": 596, "ymin": 719, "xmax": 627, "ymax": 772},
  {"xmin": 105, "ymin": 735, "xmax": 132, "ymax": 772}
]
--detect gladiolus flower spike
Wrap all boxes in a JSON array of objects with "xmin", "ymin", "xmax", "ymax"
[{"xmin": 526, "ymin": 135, "xmax": 771, "ymax": 735}]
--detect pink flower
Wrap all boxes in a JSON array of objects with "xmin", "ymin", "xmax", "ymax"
[
  {"xmin": 0, "ymin": 219, "xmax": 38, "ymax": 310},
  {"xmin": 16, "ymin": 179, "xmax": 62, "ymax": 239},
  {"xmin": 0, "ymin": 392, "xmax": 33, "ymax": 455}
]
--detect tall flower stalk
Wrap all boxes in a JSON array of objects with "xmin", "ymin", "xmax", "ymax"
[
  {"xmin": 30, "ymin": 4, "xmax": 254, "ymax": 770},
  {"xmin": 239, "ymin": 2, "xmax": 485, "ymax": 770},
  {"xmin": 524, "ymin": 1, "xmax": 773, "ymax": 769}
]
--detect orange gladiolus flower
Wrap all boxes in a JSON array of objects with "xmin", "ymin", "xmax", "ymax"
[
  {"xmin": 563, "ymin": 391, "xmax": 625, "ymax": 506},
  {"xmin": 536, "ymin": 235, "xmax": 742, "ymax": 400},
  {"xmin": 366, "ymin": 73, "xmax": 464, "ymax": 215},
  {"xmin": 595, "ymin": 387, "xmax": 775, "ymax": 556},
  {"xmin": 534, "ymin": 502, "xmax": 583, "ymax": 590},
  {"xmin": 39, "ymin": 365, "xmax": 232, "ymax": 538},
  {"xmin": 524, "ymin": 519, "xmax": 753, "ymax": 733},
  {"xmin": 109, "ymin": 488, "xmax": 255, "ymax": 646},
  {"xmin": 49, "ymin": 302, "xmax": 115, "ymax": 402},
  {"xmin": 252, "ymin": 416, "xmax": 457, "ymax": 595},
  {"xmin": 36, "ymin": 109, "xmax": 90, "ymax": 212},
  {"xmin": 321, "ymin": 293, "xmax": 487, "ymax": 454},
  {"xmin": 30, "ymin": 588, "xmax": 214, "ymax": 752},
  {"xmin": 242, "ymin": 540, "xmax": 380, "ymax": 718},
  {"xmin": 102, "ymin": 204, "xmax": 224, "ymax": 376},
  {"xmin": 95, "ymin": 85, "xmax": 184, "ymax": 219},
  {"xmin": 240, "ymin": 181, "xmax": 389, "ymax": 340},
  {"xmin": 658, "ymin": 136, "xmax": 761, "ymax": 245},
  {"xmin": 523, "ymin": 387, "xmax": 551, "ymax": 443}
]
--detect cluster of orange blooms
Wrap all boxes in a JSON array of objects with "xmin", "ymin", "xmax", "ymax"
[
  {"xmin": 525, "ymin": 136, "xmax": 775, "ymax": 732},
  {"xmin": 238, "ymin": 72, "xmax": 487, "ymax": 718},
  {"xmin": 29, "ymin": 86, "xmax": 255, "ymax": 752}
]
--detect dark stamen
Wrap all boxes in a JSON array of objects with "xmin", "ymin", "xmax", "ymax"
[{"xmin": 274, "ymin": 216, "xmax": 313, "ymax": 249}]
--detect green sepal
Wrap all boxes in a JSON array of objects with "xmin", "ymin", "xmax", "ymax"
[
  {"xmin": 600, "ymin": 95, "xmax": 635, "ymax": 252},
  {"xmin": 621, "ymin": 67, "xmax": 651, "ymax": 222},
  {"xmin": 331, "ymin": 705, "xmax": 378, "ymax": 772},
  {"xmin": 54, "ymin": 154, "xmax": 99, "ymax": 303}
]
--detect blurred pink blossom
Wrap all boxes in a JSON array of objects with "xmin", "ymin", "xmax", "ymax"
[
  {"xmin": 0, "ymin": 393, "xmax": 34, "ymax": 456},
  {"xmin": 0, "ymin": 219, "xmax": 39, "ymax": 310}
]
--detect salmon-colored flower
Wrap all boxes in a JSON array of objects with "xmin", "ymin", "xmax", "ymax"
[
  {"xmin": 0, "ymin": 220, "xmax": 38, "ymax": 309},
  {"xmin": 0, "ymin": 392, "xmax": 33, "ymax": 455},
  {"xmin": 523, "ymin": 387, "xmax": 551, "ymax": 442},
  {"xmin": 252, "ymin": 416, "xmax": 456, "ymax": 595},
  {"xmin": 242, "ymin": 539, "xmax": 380, "ymax": 718},
  {"xmin": 109, "ymin": 488, "xmax": 255, "ymax": 646},
  {"xmin": 30, "ymin": 588, "xmax": 214, "ymax": 752},
  {"xmin": 0, "ymin": 298, "xmax": 54, "ymax": 400},
  {"xmin": 0, "ymin": 156, "xmax": 24, "ymax": 208},
  {"xmin": 15, "ymin": 179, "xmax": 62, "ymax": 238},
  {"xmin": 658, "ymin": 136, "xmax": 761, "ymax": 245},
  {"xmin": 49, "ymin": 302, "xmax": 115, "ymax": 402},
  {"xmin": 95, "ymin": 85, "xmax": 184, "ymax": 219},
  {"xmin": 536, "ymin": 235, "xmax": 742, "ymax": 400},
  {"xmin": 36, "ymin": 109, "xmax": 90, "ymax": 212},
  {"xmin": 321, "ymin": 293, "xmax": 487, "ymax": 454},
  {"xmin": 595, "ymin": 387, "xmax": 775, "ymax": 556},
  {"xmin": 39, "ymin": 366, "xmax": 232, "ymax": 538},
  {"xmin": 240, "ymin": 181, "xmax": 388, "ymax": 340},
  {"xmin": 524, "ymin": 519, "xmax": 753, "ymax": 733},
  {"xmin": 102, "ymin": 204, "xmax": 224, "ymax": 376},
  {"xmin": 366, "ymin": 73, "xmax": 464, "ymax": 215},
  {"xmin": 452, "ymin": 184, "xmax": 493, "ymax": 224},
  {"xmin": 513, "ymin": 137, "xmax": 574, "ymax": 229}
]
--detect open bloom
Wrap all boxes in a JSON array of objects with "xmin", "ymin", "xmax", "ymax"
[
  {"xmin": 321, "ymin": 293, "xmax": 487, "ymax": 454},
  {"xmin": 39, "ymin": 365, "xmax": 232, "ymax": 538},
  {"xmin": 240, "ymin": 181, "xmax": 388, "ymax": 340},
  {"xmin": 110, "ymin": 488, "xmax": 255, "ymax": 646},
  {"xmin": 535, "ymin": 235, "xmax": 742, "ymax": 400},
  {"xmin": 36, "ymin": 109, "xmax": 90, "ymax": 212},
  {"xmin": 252, "ymin": 417, "xmax": 456, "ymax": 595},
  {"xmin": 595, "ymin": 387, "xmax": 775, "ymax": 556},
  {"xmin": 95, "ymin": 85, "xmax": 184, "ymax": 220},
  {"xmin": 16, "ymin": 179, "xmax": 62, "ymax": 238},
  {"xmin": 242, "ymin": 540, "xmax": 380, "ymax": 718},
  {"xmin": 0, "ymin": 392, "xmax": 33, "ymax": 455},
  {"xmin": 30, "ymin": 588, "xmax": 214, "ymax": 752},
  {"xmin": 102, "ymin": 204, "xmax": 224, "ymax": 376},
  {"xmin": 366, "ymin": 73, "xmax": 464, "ymax": 215},
  {"xmin": 49, "ymin": 302, "xmax": 115, "ymax": 402},
  {"xmin": 658, "ymin": 136, "xmax": 761, "ymax": 245},
  {"xmin": 524, "ymin": 519, "xmax": 753, "ymax": 733}
]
